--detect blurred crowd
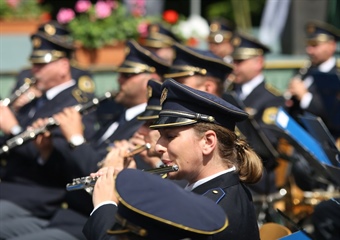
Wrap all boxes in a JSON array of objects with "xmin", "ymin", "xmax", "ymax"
[{"xmin": 0, "ymin": 11, "xmax": 339, "ymax": 240}]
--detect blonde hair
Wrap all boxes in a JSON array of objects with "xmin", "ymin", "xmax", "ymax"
[{"xmin": 193, "ymin": 122, "xmax": 263, "ymax": 184}]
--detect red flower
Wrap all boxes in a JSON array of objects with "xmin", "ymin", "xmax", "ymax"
[
  {"xmin": 186, "ymin": 37, "xmax": 199, "ymax": 47},
  {"xmin": 163, "ymin": 9, "xmax": 178, "ymax": 24}
]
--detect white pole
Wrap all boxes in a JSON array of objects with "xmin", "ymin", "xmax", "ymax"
[{"xmin": 190, "ymin": 0, "xmax": 201, "ymax": 16}]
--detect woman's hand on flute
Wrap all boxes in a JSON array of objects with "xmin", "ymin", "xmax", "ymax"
[{"xmin": 91, "ymin": 166, "xmax": 119, "ymax": 207}]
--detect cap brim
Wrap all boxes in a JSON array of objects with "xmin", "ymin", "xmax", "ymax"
[
  {"xmin": 30, "ymin": 51, "xmax": 66, "ymax": 64},
  {"xmin": 149, "ymin": 116, "xmax": 197, "ymax": 129},
  {"xmin": 137, "ymin": 108, "xmax": 161, "ymax": 121},
  {"xmin": 232, "ymin": 48, "xmax": 264, "ymax": 60},
  {"xmin": 306, "ymin": 34, "xmax": 334, "ymax": 45},
  {"xmin": 164, "ymin": 71, "xmax": 195, "ymax": 79}
]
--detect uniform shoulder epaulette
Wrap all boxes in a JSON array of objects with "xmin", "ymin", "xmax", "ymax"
[
  {"xmin": 265, "ymin": 83, "xmax": 282, "ymax": 97},
  {"xmin": 226, "ymin": 82, "xmax": 235, "ymax": 92},
  {"xmin": 202, "ymin": 187, "xmax": 226, "ymax": 204}
]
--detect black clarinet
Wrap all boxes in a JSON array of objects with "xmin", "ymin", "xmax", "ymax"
[
  {"xmin": 283, "ymin": 60, "xmax": 312, "ymax": 101},
  {"xmin": 0, "ymin": 91, "xmax": 116, "ymax": 155},
  {"xmin": 1, "ymin": 78, "xmax": 36, "ymax": 107}
]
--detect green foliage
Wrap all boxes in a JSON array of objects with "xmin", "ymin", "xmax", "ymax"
[
  {"xmin": 65, "ymin": 2, "xmax": 149, "ymax": 49},
  {"xmin": 205, "ymin": 1, "xmax": 234, "ymax": 22},
  {"xmin": 0, "ymin": 0, "xmax": 49, "ymax": 20},
  {"xmin": 205, "ymin": 0, "xmax": 266, "ymax": 26}
]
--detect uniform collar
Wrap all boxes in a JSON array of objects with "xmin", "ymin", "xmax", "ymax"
[
  {"xmin": 239, "ymin": 74, "xmax": 264, "ymax": 100},
  {"xmin": 125, "ymin": 103, "xmax": 147, "ymax": 121},
  {"xmin": 45, "ymin": 79, "xmax": 75, "ymax": 100},
  {"xmin": 318, "ymin": 56, "xmax": 336, "ymax": 72},
  {"xmin": 185, "ymin": 166, "xmax": 236, "ymax": 191}
]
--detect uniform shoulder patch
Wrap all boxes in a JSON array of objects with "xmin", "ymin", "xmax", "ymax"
[
  {"xmin": 72, "ymin": 88, "xmax": 91, "ymax": 103},
  {"xmin": 202, "ymin": 188, "xmax": 226, "ymax": 204},
  {"xmin": 262, "ymin": 107, "xmax": 278, "ymax": 125},
  {"xmin": 78, "ymin": 76, "xmax": 95, "ymax": 93},
  {"xmin": 265, "ymin": 83, "xmax": 282, "ymax": 97}
]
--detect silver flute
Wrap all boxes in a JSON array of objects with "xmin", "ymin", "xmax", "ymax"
[
  {"xmin": 66, "ymin": 165, "xmax": 179, "ymax": 192},
  {"xmin": 0, "ymin": 91, "xmax": 116, "ymax": 155},
  {"xmin": 1, "ymin": 78, "xmax": 36, "ymax": 107}
]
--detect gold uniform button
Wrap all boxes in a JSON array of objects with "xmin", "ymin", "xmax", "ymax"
[
  {"xmin": 0, "ymin": 159, "xmax": 7, "ymax": 167},
  {"xmin": 212, "ymin": 190, "xmax": 219, "ymax": 194},
  {"xmin": 61, "ymin": 202, "xmax": 69, "ymax": 209}
]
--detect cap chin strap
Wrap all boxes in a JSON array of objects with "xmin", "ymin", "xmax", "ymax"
[
  {"xmin": 107, "ymin": 213, "xmax": 148, "ymax": 237},
  {"xmin": 161, "ymin": 110, "xmax": 215, "ymax": 123}
]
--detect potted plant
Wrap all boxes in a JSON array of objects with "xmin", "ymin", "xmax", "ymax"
[
  {"xmin": 57, "ymin": 0, "xmax": 149, "ymax": 66},
  {"xmin": 0, "ymin": 0, "xmax": 51, "ymax": 34}
]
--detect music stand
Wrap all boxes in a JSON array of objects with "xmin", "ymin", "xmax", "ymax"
[
  {"xmin": 274, "ymin": 107, "xmax": 340, "ymax": 187},
  {"xmin": 279, "ymin": 231, "xmax": 311, "ymax": 240},
  {"xmin": 298, "ymin": 113, "xmax": 339, "ymax": 166},
  {"xmin": 276, "ymin": 209, "xmax": 312, "ymax": 240},
  {"xmin": 223, "ymin": 92, "xmax": 286, "ymax": 224}
]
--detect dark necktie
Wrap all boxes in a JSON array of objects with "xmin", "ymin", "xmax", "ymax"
[
  {"xmin": 35, "ymin": 94, "xmax": 47, "ymax": 111},
  {"xmin": 117, "ymin": 111, "xmax": 126, "ymax": 126},
  {"xmin": 96, "ymin": 110, "xmax": 126, "ymax": 146},
  {"xmin": 234, "ymin": 85, "xmax": 243, "ymax": 99}
]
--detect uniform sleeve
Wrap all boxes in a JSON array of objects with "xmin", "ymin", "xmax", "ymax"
[{"xmin": 83, "ymin": 204, "xmax": 118, "ymax": 240}]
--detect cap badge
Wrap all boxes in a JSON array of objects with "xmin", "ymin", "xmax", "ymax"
[
  {"xmin": 32, "ymin": 37, "xmax": 41, "ymax": 48},
  {"xmin": 232, "ymin": 36, "xmax": 241, "ymax": 47},
  {"xmin": 160, "ymin": 88, "xmax": 168, "ymax": 105},
  {"xmin": 210, "ymin": 23, "xmax": 220, "ymax": 32},
  {"xmin": 44, "ymin": 24, "xmax": 56, "ymax": 36}
]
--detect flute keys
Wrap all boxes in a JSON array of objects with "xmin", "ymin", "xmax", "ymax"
[{"xmin": 72, "ymin": 176, "xmax": 97, "ymax": 185}]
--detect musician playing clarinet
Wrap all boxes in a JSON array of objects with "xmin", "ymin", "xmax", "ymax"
[
  {"xmin": 8, "ymin": 21, "xmax": 95, "ymax": 113},
  {"xmin": 285, "ymin": 20, "xmax": 340, "ymax": 134},
  {"xmin": 0, "ymin": 23, "xmax": 96, "ymax": 240},
  {"xmin": 285, "ymin": 20, "xmax": 340, "ymax": 192},
  {"xmin": 0, "ymin": 40, "xmax": 170, "ymax": 240}
]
